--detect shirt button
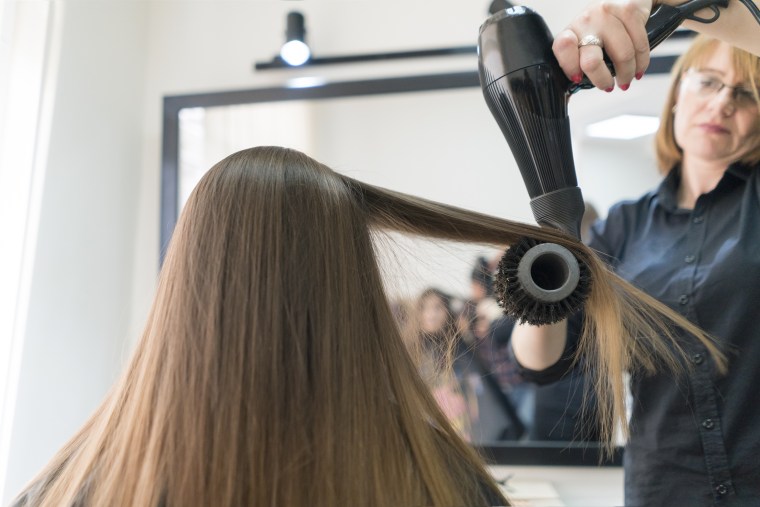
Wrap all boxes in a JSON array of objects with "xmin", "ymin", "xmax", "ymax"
[
  {"xmin": 693, "ymin": 216, "xmax": 704, "ymax": 224},
  {"xmin": 679, "ymin": 295, "xmax": 689, "ymax": 305},
  {"xmin": 715, "ymin": 484, "xmax": 728, "ymax": 496},
  {"xmin": 685, "ymin": 255, "xmax": 696, "ymax": 263},
  {"xmin": 702, "ymin": 418, "xmax": 715, "ymax": 430},
  {"xmin": 692, "ymin": 353, "xmax": 704, "ymax": 365}
]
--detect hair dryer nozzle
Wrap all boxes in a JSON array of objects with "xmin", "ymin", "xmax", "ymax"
[{"xmin": 530, "ymin": 186, "xmax": 585, "ymax": 238}]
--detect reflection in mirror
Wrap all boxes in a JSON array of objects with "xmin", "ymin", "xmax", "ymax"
[{"xmin": 167, "ymin": 73, "xmax": 669, "ymax": 463}]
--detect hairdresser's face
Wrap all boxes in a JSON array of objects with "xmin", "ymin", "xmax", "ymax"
[
  {"xmin": 673, "ymin": 43, "xmax": 760, "ymax": 168},
  {"xmin": 420, "ymin": 295, "xmax": 448, "ymax": 334}
]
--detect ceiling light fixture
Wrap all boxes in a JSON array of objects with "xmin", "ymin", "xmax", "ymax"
[
  {"xmin": 254, "ymin": 5, "xmax": 692, "ymax": 72},
  {"xmin": 280, "ymin": 11, "xmax": 311, "ymax": 67}
]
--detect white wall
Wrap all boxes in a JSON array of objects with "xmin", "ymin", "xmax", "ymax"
[
  {"xmin": 0, "ymin": 2, "xmax": 55, "ymax": 502},
  {"xmin": 3, "ymin": 2, "xmax": 149, "ymax": 502}
]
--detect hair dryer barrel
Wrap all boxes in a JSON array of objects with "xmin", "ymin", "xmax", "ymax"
[{"xmin": 478, "ymin": 7, "xmax": 584, "ymax": 239}]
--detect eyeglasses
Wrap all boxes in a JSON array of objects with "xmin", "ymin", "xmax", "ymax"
[{"xmin": 681, "ymin": 70, "xmax": 759, "ymax": 109}]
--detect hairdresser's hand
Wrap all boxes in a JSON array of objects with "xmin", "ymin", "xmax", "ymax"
[{"xmin": 553, "ymin": 0, "xmax": 654, "ymax": 92}]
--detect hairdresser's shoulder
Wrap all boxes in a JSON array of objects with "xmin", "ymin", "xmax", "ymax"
[
  {"xmin": 609, "ymin": 189, "xmax": 658, "ymax": 220},
  {"xmin": 588, "ymin": 191, "xmax": 656, "ymax": 260},
  {"xmin": 747, "ymin": 161, "xmax": 760, "ymax": 192}
]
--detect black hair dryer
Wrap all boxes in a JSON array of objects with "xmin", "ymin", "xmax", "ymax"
[{"xmin": 478, "ymin": 0, "xmax": 728, "ymax": 322}]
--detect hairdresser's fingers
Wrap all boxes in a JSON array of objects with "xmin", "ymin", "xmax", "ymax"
[
  {"xmin": 594, "ymin": 16, "xmax": 639, "ymax": 89},
  {"xmin": 559, "ymin": 12, "xmax": 617, "ymax": 90},
  {"xmin": 618, "ymin": 1, "xmax": 652, "ymax": 79},
  {"xmin": 553, "ymin": 29, "xmax": 584, "ymax": 86},
  {"xmin": 577, "ymin": 31, "xmax": 615, "ymax": 91},
  {"xmin": 556, "ymin": 0, "xmax": 653, "ymax": 91},
  {"xmin": 603, "ymin": 0, "xmax": 652, "ymax": 85}
]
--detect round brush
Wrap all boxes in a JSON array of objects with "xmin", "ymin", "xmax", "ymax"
[{"xmin": 495, "ymin": 237, "xmax": 591, "ymax": 325}]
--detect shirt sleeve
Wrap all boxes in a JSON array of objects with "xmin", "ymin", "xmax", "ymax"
[{"xmin": 511, "ymin": 310, "xmax": 584, "ymax": 385}]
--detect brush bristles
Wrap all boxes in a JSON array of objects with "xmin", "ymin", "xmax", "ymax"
[{"xmin": 495, "ymin": 237, "xmax": 592, "ymax": 325}]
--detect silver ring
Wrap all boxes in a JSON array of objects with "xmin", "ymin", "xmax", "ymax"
[{"xmin": 578, "ymin": 34, "xmax": 603, "ymax": 49}]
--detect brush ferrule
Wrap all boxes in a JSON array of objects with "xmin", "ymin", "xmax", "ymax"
[{"xmin": 517, "ymin": 242, "xmax": 580, "ymax": 303}]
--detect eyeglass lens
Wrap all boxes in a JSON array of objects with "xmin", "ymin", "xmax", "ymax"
[{"xmin": 685, "ymin": 71, "xmax": 758, "ymax": 108}]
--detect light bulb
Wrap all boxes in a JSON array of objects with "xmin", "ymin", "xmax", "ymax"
[{"xmin": 280, "ymin": 40, "xmax": 311, "ymax": 66}]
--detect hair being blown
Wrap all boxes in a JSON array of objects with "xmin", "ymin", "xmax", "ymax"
[{"xmin": 15, "ymin": 146, "xmax": 723, "ymax": 507}]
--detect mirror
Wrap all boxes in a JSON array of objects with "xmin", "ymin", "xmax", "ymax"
[{"xmin": 162, "ymin": 66, "xmax": 675, "ymax": 465}]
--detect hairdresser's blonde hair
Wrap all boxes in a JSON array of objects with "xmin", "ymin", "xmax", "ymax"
[
  {"xmin": 15, "ymin": 146, "xmax": 724, "ymax": 506},
  {"xmin": 656, "ymin": 35, "xmax": 760, "ymax": 173}
]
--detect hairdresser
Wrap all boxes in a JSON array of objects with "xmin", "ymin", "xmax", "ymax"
[{"xmin": 511, "ymin": 0, "xmax": 760, "ymax": 505}]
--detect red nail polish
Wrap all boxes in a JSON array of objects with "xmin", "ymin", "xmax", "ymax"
[
  {"xmin": 605, "ymin": 87, "xmax": 614, "ymax": 93},
  {"xmin": 620, "ymin": 83, "xmax": 630, "ymax": 91},
  {"xmin": 571, "ymin": 73, "xmax": 583, "ymax": 84},
  {"xmin": 635, "ymin": 72, "xmax": 643, "ymax": 80}
]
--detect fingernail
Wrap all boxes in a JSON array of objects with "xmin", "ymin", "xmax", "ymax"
[
  {"xmin": 605, "ymin": 87, "xmax": 614, "ymax": 93},
  {"xmin": 635, "ymin": 72, "xmax": 644, "ymax": 80},
  {"xmin": 620, "ymin": 83, "xmax": 630, "ymax": 91},
  {"xmin": 571, "ymin": 73, "xmax": 583, "ymax": 84}
]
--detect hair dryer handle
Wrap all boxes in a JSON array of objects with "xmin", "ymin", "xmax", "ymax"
[{"xmin": 570, "ymin": 0, "xmax": 730, "ymax": 93}]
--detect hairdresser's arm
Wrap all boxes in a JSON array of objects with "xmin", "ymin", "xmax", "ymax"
[
  {"xmin": 554, "ymin": 0, "xmax": 760, "ymax": 91},
  {"xmin": 681, "ymin": 0, "xmax": 760, "ymax": 55},
  {"xmin": 510, "ymin": 320, "xmax": 568, "ymax": 371}
]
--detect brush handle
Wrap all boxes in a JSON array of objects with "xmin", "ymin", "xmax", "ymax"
[{"xmin": 569, "ymin": 0, "xmax": 730, "ymax": 93}]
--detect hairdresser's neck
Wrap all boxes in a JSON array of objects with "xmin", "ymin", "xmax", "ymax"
[{"xmin": 677, "ymin": 156, "xmax": 729, "ymax": 209}]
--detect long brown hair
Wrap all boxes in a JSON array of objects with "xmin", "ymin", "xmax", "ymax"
[
  {"xmin": 655, "ymin": 35, "xmax": 760, "ymax": 173},
  {"xmin": 15, "ymin": 147, "xmax": 504, "ymax": 507},
  {"xmin": 15, "ymin": 146, "xmax": 723, "ymax": 506}
]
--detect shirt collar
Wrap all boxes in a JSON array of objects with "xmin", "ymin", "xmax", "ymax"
[
  {"xmin": 656, "ymin": 162, "xmax": 754, "ymax": 212},
  {"xmin": 726, "ymin": 163, "xmax": 752, "ymax": 182},
  {"xmin": 655, "ymin": 166, "xmax": 682, "ymax": 212}
]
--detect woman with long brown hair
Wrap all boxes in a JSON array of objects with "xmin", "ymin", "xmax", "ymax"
[{"xmin": 13, "ymin": 146, "xmax": 720, "ymax": 506}]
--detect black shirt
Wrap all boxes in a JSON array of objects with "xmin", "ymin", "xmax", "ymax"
[{"xmin": 518, "ymin": 162, "xmax": 760, "ymax": 506}]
